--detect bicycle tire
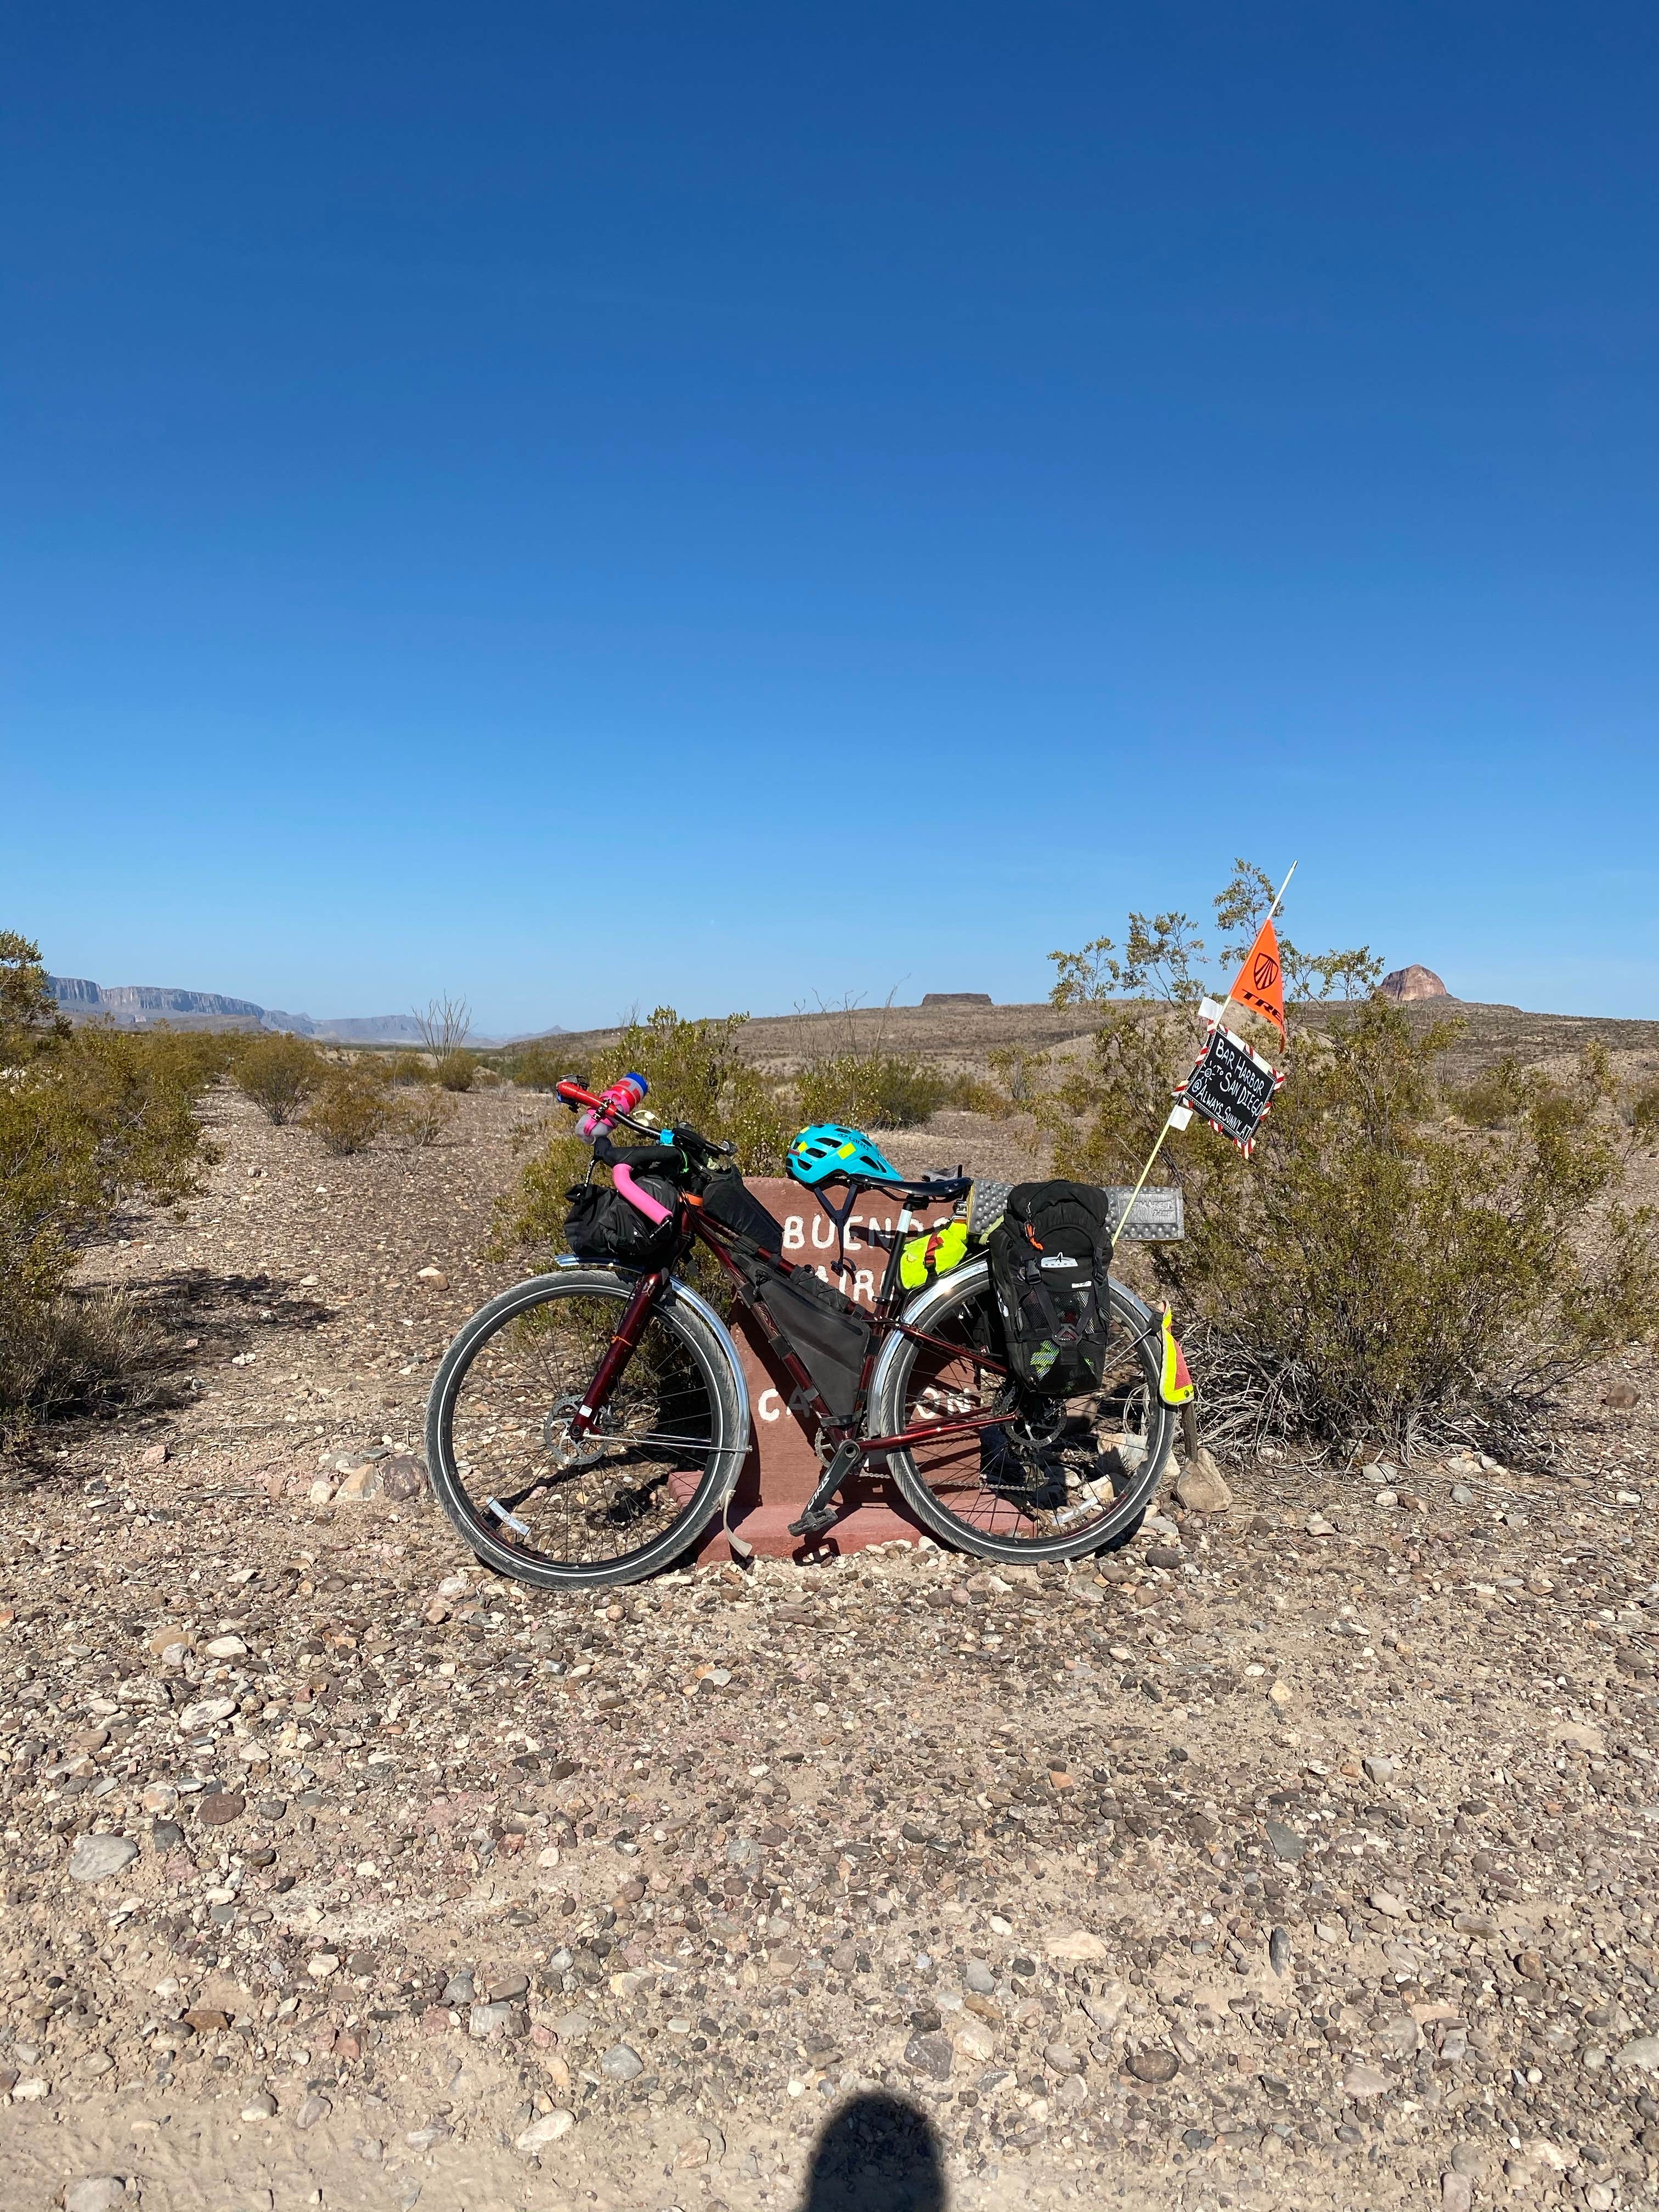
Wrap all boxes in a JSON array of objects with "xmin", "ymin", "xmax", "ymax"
[
  {"xmin": 870, "ymin": 1257, "xmax": 1175, "ymax": 1565},
  {"xmin": 425, "ymin": 1267, "xmax": 746, "ymax": 1590}
]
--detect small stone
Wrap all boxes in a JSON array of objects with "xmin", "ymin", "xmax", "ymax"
[
  {"xmin": 1173, "ymin": 1448, "xmax": 1232, "ymax": 1514},
  {"xmin": 1344, "ymin": 2063, "xmax": 1391, "ymax": 2100},
  {"xmin": 1265, "ymin": 1820, "xmax": 1307, "ymax": 1863},
  {"xmin": 307, "ymin": 1479, "xmax": 336, "ymax": 1504},
  {"xmin": 1381, "ymin": 2015, "xmax": 1421, "ymax": 2057},
  {"xmin": 203, "ymin": 1634, "xmax": 247, "ymax": 1658},
  {"xmin": 1267, "ymin": 1680, "xmax": 1293, "ymax": 1708},
  {"xmin": 1043, "ymin": 2041, "xmax": 1081, "ymax": 2074},
  {"xmin": 148, "ymin": 1626, "xmax": 193, "ymax": 1658},
  {"xmin": 140, "ymin": 1783, "xmax": 179, "ymax": 1816},
  {"xmin": 337, "ymin": 1464, "xmax": 384, "ymax": 1503},
  {"xmin": 1451, "ymin": 1485, "xmax": 1475, "ymax": 1505},
  {"xmin": 600, "ymin": 2044, "xmax": 644, "ymax": 2081},
  {"xmin": 417, "ymin": 1267, "xmax": 449, "ymax": 1288},
  {"xmin": 552, "ymin": 2011, "xmax": 594, "ymax": 2041},
  {"xmin": 469, "ymin": 2002, "xmax": 517, "ymax": 2039},
  {"xmin": 141, "ymin": 1442, "xmax": 169, "ymax": 1466},
  {"xmin": 381, "ymin": 1455, "xmax": 426, "ymax": 1500},
  {"xmin": 65, "ymin": 2183, "xmax": 127, "ymax": 2212},
  {"xmin": 307, "ymin": 1953, "xmax": 340, "ymax": 1979},
  {"xmin": 1604, "ymin": 1379, "xmax": 1640, "ymax": 1409},
  {"xmin": 1145, "ymin": 1544, "xmax": 1184, "ymax": 1571},
  {"xmin": 1373, "ymin": 1488, "xmax": 1398, "ymax": 1509},
  {"xmin": 441, "ymin": 1972, "xmax": 475, "ymax": 2005},
  {"xmin": 1370, "ymin": 1888, "xmax": 1408, "ymax": 1919},
  {"xmin": 1128, "ymin": 2049, "xmax": 1179, "ymax": 2084},
  {"xmin": 1363, "ymin": 1754, "xmax": 1396, "ymax": 1785},
  {"xmin": 178, "ymin": 1695, "xmax": 236, "ymax": 1730},
  {"xmin": 1451, "ymin": 2142, "xmax": 1486, "ymax": 2178},
  {"xmin": 1268, "ymin": 1927, "xmax": 1291, "ymax": 1976},
  {"xmin": 296, "ymin": 2093, "xmax": 331, "ymax": 2129},
  {"xmin": 1442, "ymin": 2174, "xmax": 1472, "ymax": 2212},
  {"xmin": 1304, "ymin": 1514, "xmax": 1334, "ymax": 1537},
  {"xmin": 966, "ymin": 1959, "xmax": 996, "ymax": 1995},
  {"xmin": 516, "ymin": 2109, "xmax": 575, "ymax": 2152},
  {"xmin": 198, "ymin": 1792, "xmax": 245, "ymax": 1828},
  {"xmin": 67, "ymin": 1835, "xmax": 138, "ymax": 1883},
  {"xmin": 1613, "ymin": 2035, "xmax": 1659, "ymax": 2071},
  {"xmin": 488, "ymin": 1973, "xmax": 530, "ymax": 2004},
  {"xmin": 242, "ymin": 2090, "xmax": 278, "ymax": 2120},
  {"xmin": 183, "ymin": 2007, "xmax": 232, "ymax": 2033},
  {"xmin": 904, "ymin": 2030, "xmax": 953, "ymax": 2082}
]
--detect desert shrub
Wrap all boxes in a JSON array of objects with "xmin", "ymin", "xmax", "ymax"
[
  {"xmin": 397, "ymin": 1086, "xmax": 459, "ymax": 1148},
  {"xmin": 384, "ymin": 1049, "xmax": 433, "ymax": 1086},
  {"xmin": 0, "ymin": 934, "xmax": 218, "ymax": 1440},
  {"xmin": 496, "ymin": 1041, "xmax": 581, "ymax": 1091},
  {"xmin": 234, "ymin": 1031, "xmax": 323, "ymax": 1124},
  {"xmin": 0, "ymin": 1288, "xmax": 169, "ymax": 1427},
  {"xmin": 303, "ymin": 1061, "xmax": 393, "ymax": 1156},
  {"xmin": 1043, "ymin": 866, "xmax": 1657, "ymax": 1459},
  {"xmin": 795, "ymin": 1050, "xmax": 949, "ymax": 1130},
  {"xmin": 435, "ymin": 1049, "xmax": 477, "ymax": 1093},
  {"xmin": 498, "ymin": 1007, "xmax": 793, "ymax": 1258},
  {"xmin": 1445, "ymin": 1057, "xmax": 1522, "ymax": 1130}
]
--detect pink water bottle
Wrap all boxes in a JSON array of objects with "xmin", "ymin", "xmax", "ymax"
[{"xmin": 577, "ymin": 1072, "xmax": 648, "ymax": 1141}]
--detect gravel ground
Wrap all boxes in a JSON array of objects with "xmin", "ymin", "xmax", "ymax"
[{"xmin": 4, "ymin": 1086, "xmax": 1659, "ymax": 2211}]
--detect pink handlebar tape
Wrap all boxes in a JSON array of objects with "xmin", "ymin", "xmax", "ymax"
[{"xmin": 610, "ymin": 1162, "xmax": 673, "ymax": 1227}]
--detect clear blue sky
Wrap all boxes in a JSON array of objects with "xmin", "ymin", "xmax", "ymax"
[{"xmin": 4, "ymin": 4, "xmax": 1657, "ymax": 1034}]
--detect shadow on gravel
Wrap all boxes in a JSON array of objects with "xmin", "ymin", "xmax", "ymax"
[{"xmin": 799, "ymin": 2091, "xmax": 946, "ymax": 2211}]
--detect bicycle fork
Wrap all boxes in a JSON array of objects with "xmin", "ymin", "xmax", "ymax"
[{"xmin": 566, "ymin": 1270, "xmax": 667, "ymax": 1436}]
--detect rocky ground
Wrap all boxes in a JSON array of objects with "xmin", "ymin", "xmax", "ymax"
[{"xmin": 4, "ymin": 1085, "xmax": 1659, "ymax": 2211}]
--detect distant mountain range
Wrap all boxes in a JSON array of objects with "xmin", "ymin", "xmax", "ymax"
[{"xmin": 46, "ymin": 977, "xmax": 492, "ymax": 1044}]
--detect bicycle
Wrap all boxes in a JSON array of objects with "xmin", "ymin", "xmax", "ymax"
[{"xmin": 425, "ymin": 1082, "xmax": 1180, "ymax": 1588}]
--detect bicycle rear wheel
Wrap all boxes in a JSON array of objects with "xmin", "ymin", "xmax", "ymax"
[
  {"xmin": 425, "ymin": 1268, "xmax": 746, "ymax": 1588},
  {"xmin": 871, "ymin": 1257, "xmax": 1174, "ymax": 1563}
]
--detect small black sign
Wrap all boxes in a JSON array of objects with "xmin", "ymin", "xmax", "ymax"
[{"xmin": 1177, "ymin": 1024, "xmax": 1283, "ymax": 1154}]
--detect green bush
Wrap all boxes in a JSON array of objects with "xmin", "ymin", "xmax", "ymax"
[
  {"xmin": 234, "ymin": 1031, "xmax": 323, "ymax": 1124},
  {"xmin": 795, "ymin": 1050, "xmax": 949, "ymax": 1130},
  {"xmin": 435, "ymin": 1050, "xmax": 476, "ymax": 1093},
  {"xmin": 498, "ymin": 1007, "xmax": 793, "ymax": 1259},
  {"xmin": 396, "ymin": 1085, "xmax": 458, "ymax": 1148},
  {"xmin": 0, "ymin": 934, "xmax": 218, "ymax": 1441},
  {"xmin": 304, "ymin": 1060, "xmax": 394, "ymax": 1156},
  {"xmin": 1043, "ymin": 869, "xmax": 1658, "ymax": 1458},
  {"xmin": 495, "ymin": 1040, "xmax": 581, "ymax": 1091}
]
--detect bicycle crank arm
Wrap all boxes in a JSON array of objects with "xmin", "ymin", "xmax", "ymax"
[{"xmin": 787, "ymin": 1439, "xmax": 864, "ymax": 1539}]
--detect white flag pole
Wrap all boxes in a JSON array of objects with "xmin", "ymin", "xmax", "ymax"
[{"xmin": 1107, "ymin": 860, "xmax": 1298, "ymax": 1254}]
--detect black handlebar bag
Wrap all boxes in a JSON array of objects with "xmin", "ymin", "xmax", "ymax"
[{"xmin": 563, "ymin": 1178, "xmax": 679, "ymax": 1269}]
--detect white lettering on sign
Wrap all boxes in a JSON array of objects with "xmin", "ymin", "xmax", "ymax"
[
  {"xmin": 783, "ymin": 1217, "xmax": 805, "ymax": 1250},
  {"xmin": 757, "ymin": 1388, "xmax": 782, "ymax": 1423},
  {"xmin": 854, "ymin": 1269, "xmax": 875, "ymax": 1302},
  {"xmin": 811, "ymin": 1216, "xmax": 836, "ymax": 1250}
]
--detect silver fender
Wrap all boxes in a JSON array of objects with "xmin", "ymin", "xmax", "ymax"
[
  {"xmin": 865, "ymin": 1256, "xmax": 1162, "ymax": 1429},
  {"xmin": 666, "ymin": 1273, "xmax": 753, "ymax": 1493}
]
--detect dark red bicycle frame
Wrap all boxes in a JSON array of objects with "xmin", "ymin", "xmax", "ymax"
[{"xmin": 568, "ymin": 1194, "xmax": 1014, "ymax": 1462}]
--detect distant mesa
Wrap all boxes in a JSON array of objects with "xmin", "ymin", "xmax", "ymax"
[
  {"xmin": 922, "ymin": 992, "xmax": 993, "ymax": 1008},
  {"xmin": 1376, "ymin": 965, "xmax": 1451, "ymax": 1003},
  {"xmin": 48, "ymin": 977, "xmax": 484, "ymax": 1045}
]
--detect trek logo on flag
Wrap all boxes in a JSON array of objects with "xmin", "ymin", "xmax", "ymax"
[{"xmin": 1228, "ymin": 917, "xmax": 1286, "ymax": 1037}]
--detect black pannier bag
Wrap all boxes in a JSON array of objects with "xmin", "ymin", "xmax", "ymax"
[
  {"xmin": 699, "ymin": 1167, "xmax": 786, "ymax": 1254},
  {"xmin": 986, "ymin": 1179, "xmax": 1115, "ymax": 1394},
  {"xmin": 563, "ymin": 1177, "xmax": 679, "ymax": 1269},
  {"xmin": 753, "ymin": 1265, "xmax": 872, "ymax": 1421}
]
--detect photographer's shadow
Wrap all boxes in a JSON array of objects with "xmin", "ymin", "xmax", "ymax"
[{"xmin": 799, "ymin": 2091, "xmax": 946, "ymax": 2211}]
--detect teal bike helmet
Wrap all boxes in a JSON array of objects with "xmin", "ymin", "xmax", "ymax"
[{"xmin": 787, "ymin": 1124, "xmax": 902, "ymax": 1188}]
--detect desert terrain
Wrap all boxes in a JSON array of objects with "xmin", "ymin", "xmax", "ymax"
[{"xmin": 4, "ymin": 1042, "xmax": 1659, "ymax": 2212}]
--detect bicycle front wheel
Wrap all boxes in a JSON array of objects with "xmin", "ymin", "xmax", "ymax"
[
  {"xmin": 425, "ymin": 1268, "xmax": 746, "ymax": 1589},
  {"xmin": 871, "ymin": 1257, "xmax": 1175, "ymax": 1564}
]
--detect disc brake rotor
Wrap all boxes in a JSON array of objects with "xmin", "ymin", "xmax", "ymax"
[{"xmin": 542, "ymin": 1393, "xmax": 605, "ymax": 1472}]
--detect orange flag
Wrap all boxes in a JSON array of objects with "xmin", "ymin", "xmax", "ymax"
[{"xmin": 1227, "ymin": 917, "xmax": 1286, "ymax": 1037}]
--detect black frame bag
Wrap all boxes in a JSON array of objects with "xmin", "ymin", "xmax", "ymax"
[
  {"xmin": 986, "ymin": 1179, "xmax": 1115, "ymax": 1395},
  {"xmin": 699, "ymin": 1167, "xmax": 787, "ymax": 1255},
  {"xmin": 753, "ymin": 1265, "xmax": 872, "ymax": 1421}
]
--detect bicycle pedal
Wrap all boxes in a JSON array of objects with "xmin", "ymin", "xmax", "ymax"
[
  {"xmin": 787, "ymin": 1439, "xmax": 863, "ymax": 1539},
  {"xmin": 788, "ymin": 1506, "xmax": 838, "ymax": 1538}
]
